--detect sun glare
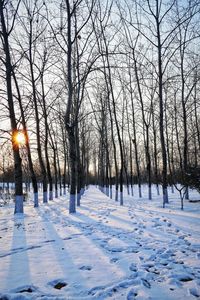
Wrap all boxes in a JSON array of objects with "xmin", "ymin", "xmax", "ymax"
[{"xmin": 15, "ymin": 131, "xmax": 26, "ymax": 145}]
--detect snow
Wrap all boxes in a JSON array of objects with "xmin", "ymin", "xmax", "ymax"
[{"xmin": 0, "ymin": 185, "xmax": 200, "ymax": 299}]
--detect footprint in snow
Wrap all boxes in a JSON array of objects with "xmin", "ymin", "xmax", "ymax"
[
  {"xmin": 110, "ymin": 257, "xmax": 119, "ymax": 263},
  {"xmin": 125, "ymin": 247, "xmax": 139, "ymax": 254},
  {"xmin": 48, "ymin": 279, "xmax": 68, "ymax": 289},
  {"xmin": 54, "ymin": 282, "xmax": 67, "ymax": 289},
  {"xmin": 107, "ymin": 246, "xmax": 124, "ymax": 253},
  {"xmin": 152, "ymin": 222, "xmax": 161, "ymax": 228},
  {"xmin": 141, "ymin": 262, "xmax": 155, "ymax": 269},
  {"xmin": 138, "ymin": 223, "xmax": 146, "ymax": 229},
  {"xmin": 189, "ymin": 287, "xmax": 200, "ymax": 298},
  {"xmin": 141, "ymin": 278, "xmax": 151, "ymax": 288},
  {"xmin": 132, "ymin": 221, "xmax": 137, "ymax": 225},
  {"xmin": 169, "ymin": 273, "xmax": 194, "ymax": 282},
  {"xmin": 129, "ymin": 263, "xmax": 137, "ymax": 272},
  {"xmin": 127, "ymin": 288, "xmax": 138, "ymax": 300},
  {"xmin": 79, "ymin": 265, "xmax": 92, "ymax": 271},
  {"xmin": 13, "ymin": 285, "xmax": 38, "ymax": 294}
]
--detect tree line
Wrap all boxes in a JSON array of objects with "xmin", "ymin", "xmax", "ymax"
[{"xmin": 0, "ymin": 0, "xmax": 200, "ymax": 213}]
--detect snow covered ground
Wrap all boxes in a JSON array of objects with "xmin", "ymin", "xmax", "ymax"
[{"xmin": 0, "ymin": 185, "xmax": 200, "ymax": 299}]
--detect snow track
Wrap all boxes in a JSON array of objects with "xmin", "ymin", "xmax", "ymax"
[{"xmin": 0, "ymin": 186, "xmax": 200, "ymax": 299}]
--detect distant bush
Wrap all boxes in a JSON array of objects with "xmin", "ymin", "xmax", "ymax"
[{"xmin": 185, "ymin": 167, "xmax": 200, "ymax": 194}]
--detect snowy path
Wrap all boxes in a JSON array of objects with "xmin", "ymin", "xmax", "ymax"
[{"xmin": 0, "ymin": 186, "xmax": 200, "ymax": 299}]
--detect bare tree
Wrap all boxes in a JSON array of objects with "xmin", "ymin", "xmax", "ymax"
[{"xmin": 0, "ymin": 0, "xmax": 24, "ymax": 213}]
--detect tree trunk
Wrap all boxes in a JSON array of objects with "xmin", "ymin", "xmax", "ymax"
[
  {"xmin": 156, "ymin": 7, "xmax": 168, "ymax": 206},
  {"xmin": 13, "ymin": 72, "xmax": 38, "ymax": 207},
  {"xmin": 152, "ymin": 110, "xmax": 160, "ymax": 195},
  {"xmin": 28, "ymin": 19, "xmax": 47, "ymax": 203},
  {"xmin": 0, "ymin": 2, "xmax": 23, "ymax": 213}
]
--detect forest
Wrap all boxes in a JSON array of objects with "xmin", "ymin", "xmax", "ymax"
[
  {"xmin": 0, "ymin": 0, "xmax": 200, "ymax": 213},
  {"xmin": 1, "ymin": 1, "xmax": 200, "ymax": 299}
]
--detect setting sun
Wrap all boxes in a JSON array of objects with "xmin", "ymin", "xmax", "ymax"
[{"xmin": 14, "ymin": 131, "xmax": 26, "ymax": 145}]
